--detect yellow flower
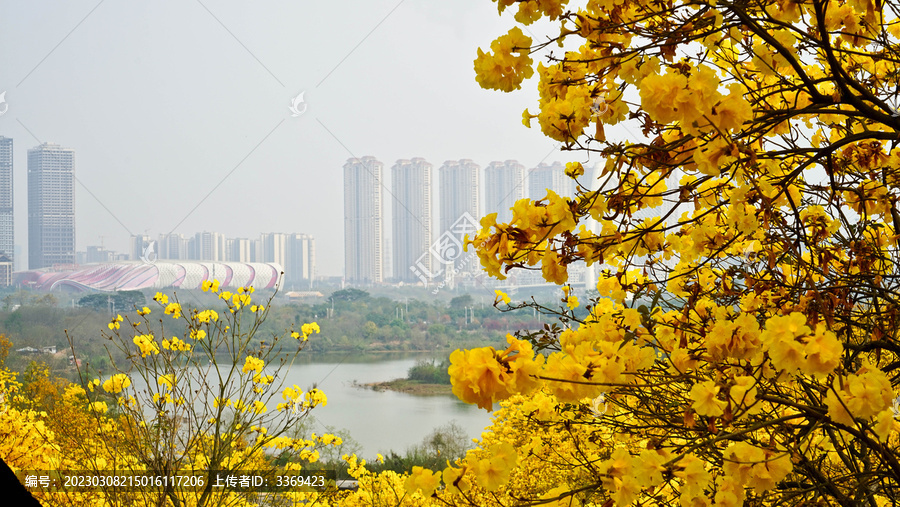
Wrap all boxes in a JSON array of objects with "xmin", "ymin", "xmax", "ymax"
[
  {"xmin": 306, "ymin": 388, "xmax": 327, "ymax": 407},
  {"xmin": 802, "ymin": 324, "xmax": 842, "ymax": 376},
  {"xmin": 281, "ymin": 385, "xmax": 303, "ymax": 403},
  {"xmin": 449, "ymin": 336, "xmax": 543, "ymax": 410},
  {"xmin": 195, "ymin": 310, "xmax": 218, "ymax": 323},
  {"xmin": 471, "ymin": 442, "xmax": 518, "ymax": 491},
  {"xmin": 597, "ymin": 275, "xmax": 626, "ymax": 302},
  {"xmin": 153, "ymin": 292, "xmax": 169, "ymax": 304},
  {"xmin": 474, "ymin": 27, "xmax": 534, "ymax": 92},
  {"xmin": 201, "ymin": 279, "xmax": 221, "ymax": 292},
  {"xmin": 442, "ymin": 465, "xmax": 471, "ymax": 493},
  {"xmin": 157, "ymin": 374, "xmax": 175, "ymax": 390},
  {"xmin": 565, "ymin": 161, "xmax": 584, "ymax": 178},
  {"xmin": 137, "ymin": 306, "xmax": 151, "ymax": 316},
  {"xmin": 541, "ymin": 250, "xmax": 568, "ymax": 284},
  {"xmin": 164, "ymin": 303, "xmax": 182, "ymax": 319},
  {"xmin": 165, "ymin": 336, "xmax": 190, "ymax": 352},
  {"xmin": 722, "ymin": 442, "xmax": 792, "ymax": 492},
  {"xmin": 494, "ymin": 290, "xmax": 512, "ymax": 305},
  {"xmin": 133, "ymin": 334, "xmax": 160, "ymax": 357},
  {"xmin": 107, "ymin": 314, "xmax": 123, "ymax": 330},
  {"xmin": 825, "ymin": 368, "xmax": 893, "ymax": 424},
  {"xmin": 689, "ymin": 380, "xmax": 726, "ymax": 417},
  {"xmin": 90, "ymin": 401, "xmax": 108, "ymax": 414},
  {"xmin": 522, "ymin": 108, "xmax": 533, "ymax": 127},
  {"xmin": 301, "ymin": 322, "xmax": 320, "ymax": 340},
  {"xmin": 404, "ymin": 466, "xmax": 441, "ymax": 497},
  {"xmin": 621, "ymin": 308, "xmax": 642, "ymax": 330},
  {"xmin": 242, "ymin": 356, "xmax": 265, "ymax": 375},
  {"xmin": 675, "ymin": 455, "xmax": 711, "ymax": 498},
  {"xmin": 232, "ymin": 294, "xmax": 252, "ymax": 309}
]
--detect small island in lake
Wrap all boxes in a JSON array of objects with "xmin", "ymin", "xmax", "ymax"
[{"xmin": 361, "ymin": 359, "xmax": 453, "ymax": 396}]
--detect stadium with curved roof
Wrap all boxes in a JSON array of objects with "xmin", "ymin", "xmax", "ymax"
[{"xmin": 14, "ymin": 262, "xmax": 284, "ymax": 292}]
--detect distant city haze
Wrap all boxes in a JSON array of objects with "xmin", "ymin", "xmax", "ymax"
[{"xmin": 0, "ymin": 1, "xmax": 586, "ymax": 277}]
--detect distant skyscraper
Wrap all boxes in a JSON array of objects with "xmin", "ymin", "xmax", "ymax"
[
  {"xmin": 438, "ymin": 159, "xmax": 480, "ymax": 275},
  {"xmin": 0, "ymin": 137, "xmax": 13, "ymax": 270},
  {"xmin": 392, "ymin": 158, "xmax": 432, "ymax": 283},
  {"xmin": 158, "ymin": 233, "xmax": 188, "ymax": 260},
  {"xmin": 86, "ymin": 245, "xmax": 114, "ymax": 263},
  {"xmin": 260, "ymin": 232, "xmax": 287, "ymax": 268},
  {"xmin": 439, "ymin": 159, "xmax": 479, "ymax": 234},
  {"xmin": 529, "ymin": 161, "xmax": 573, "ymax": 201},
  {"xmin": 190, "ymin": 231, "xmax": 225, "ymax": 261},
  {"xmin": 227, "ymin": 238, "xmax": 253, "ymax": 262},
  {"xmin": 285, "ymin": 233, "xmax": 315, "ymax": 288},
  {"xmin": 0, "ymin": 255, "xmax": 11, "ymax": 287},
  {"xmin": 131, "ymin": 234, "xmax": 154, "ymax": 262},
  {"xmin": 484, "ymin": 160, "xmax": 526, "ymax": 224},
  {"xmin": 28, "ymin": 143, "xmax": 75, "ymax": 269},
  {"xmin": 344, "ymin": 156, "xmax": 384, "ymax": 284},
  {"xmin": 251, "ymin": 238, "xmax": 262, "ymax": 263}
]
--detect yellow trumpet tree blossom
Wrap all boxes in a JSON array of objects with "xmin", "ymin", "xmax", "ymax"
[{"xmin": 446, "ymin": 0, "xmax": 900, "ymax": 505}]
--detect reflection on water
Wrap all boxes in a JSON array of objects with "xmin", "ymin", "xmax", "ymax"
[{"xmin": 280, "ymin": 352, "xmax": 492, "ymax": 457}]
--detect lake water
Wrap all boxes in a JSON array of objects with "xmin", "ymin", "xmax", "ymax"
[
  {"xmin": 281, "ymin": 353, "xmax": 493, "ymax": 457},
  {"xmin": 124, "ymin": 352, "xmax": 494, "ymax": 458}
]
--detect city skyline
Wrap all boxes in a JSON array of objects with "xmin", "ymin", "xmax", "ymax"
[
  {"xmin": 1, "ymin": 139, "xmax": 575, "ymax": 286},
  {"xmin": 0, "ymin": 1, "xmax": 580, "ymax": 277},
  {"xmin": 345, "ymin": 155, "xmax": 581, "ymax": 286}
]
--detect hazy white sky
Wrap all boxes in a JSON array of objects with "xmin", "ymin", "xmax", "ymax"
[{"xmin": 0, "ymin": 0, "xmax": 583, "ymax": 276}]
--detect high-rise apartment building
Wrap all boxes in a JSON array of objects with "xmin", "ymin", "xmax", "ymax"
[
  {"xmin": 285, "ymin": 233, "xmax": 315, "ymax": 288},
  {"xmin": 438, "ymin": 159, "xmax": 480, "ymax": 275},
  {"xmin": 86, "ymin": 245, "xmax": 115, "ymax": 263},
  {"xmin": 439, "ymin": 159, "xmax": 479, "ymax": 234},
  {"xmin": 0, "ymin": 255, "xmax": 12, "ymax": 287},
  {"xmin": 484, "ymin": 160, "xmax": 526, "ymax": 224},
  {"xmin": 529, "ymin": 161, "xmax": 573, "ymax": 201},
  {"xmin": 227, "ymin": 238, "xmax": 253, "ymax": 262},
  {"xmin": 158, "ymin": 233, "xmax": 188, "ymax": 260},
  {"xmin": 131, "ymin": 234, "xmax": 154, "ymax": 262},
  {"xmin": 392, "ymin": 158, "xmax": 432, "ymax": 283},
  {"xmin": 28, "ymin": 143, "xmax": 75, "ymax": 269},
  {"xmin": 189, "ymin": 231, "xmax": 225, "ymax": 261},
  {"xmin": 0, "ymin": 137, "xmax": 13, "ymax": 271},
  {"xmin": 344, "ymin": 156, "xmax": 384, "ymax": 284},
  {"xmin": 260, "ymin": 232, "xmax": 287, "ymax": 268}
]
